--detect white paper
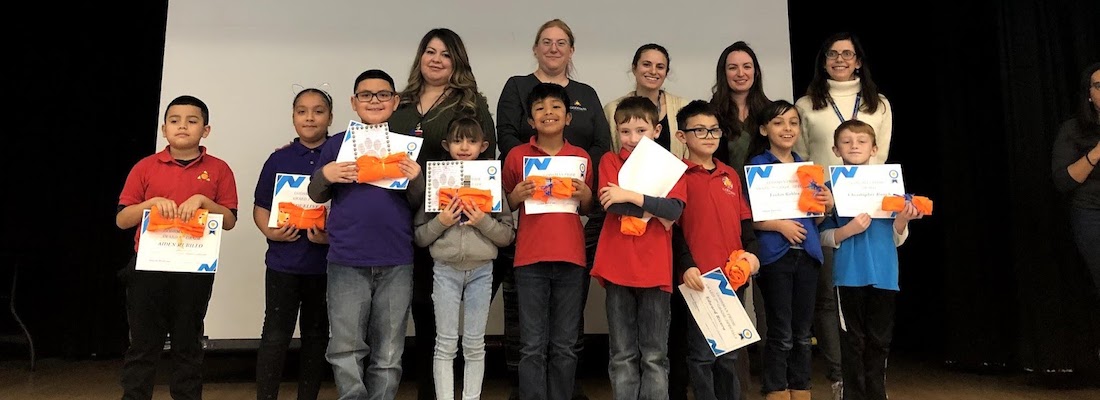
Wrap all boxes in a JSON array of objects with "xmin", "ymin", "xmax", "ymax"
[
  {"xmin": 426, "ymin": 160, "xmax": 504, "ymax": 213},
  {"xmin": 267, "ymin": 173, "xmax": 329, "ymax": 228},
  {"xmin": 829, "ymin": 164, "xmax": 906, "ymax": 218},
  {"xmin": 136, "ymin": 210, "xmax": 224, "ymax": 273},
  {"xmin": 521, "ymin": 156, "xmax": 587, "ymax": 215},
  {"xmin": 335, "ymin": 120, "xmax": 424, "ymax": 190},
  {"xmin": 744, "ymin": 162, "xmax": 824, "ymax": 221},
  {"xmin": 617, "ymin": 136, "xmax": 687, "ymax": 223},
  {"xmin": 679, "ymin": 268, "xmax": 760, "ymax": 356}
]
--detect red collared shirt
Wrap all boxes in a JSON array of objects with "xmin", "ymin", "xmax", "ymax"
[{"xmin": 678, "ymin": 159, "xmax": 752, "ymax": 272}]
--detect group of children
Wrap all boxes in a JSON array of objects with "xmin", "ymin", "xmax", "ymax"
[{"xmin": 115, "ymin": 67, "xmax": 923, "ymax": 400}]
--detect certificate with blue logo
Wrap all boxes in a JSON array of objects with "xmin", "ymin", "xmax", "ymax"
[
  {"xmin": 679, "ymin": 268, "xmax": 760, "ymax": 356},
  {"xmin": 135, "ymin": 210, "xmax": 224, "ymax": 273},
  {"xmin": 426, "ymin": 160, "xmax": 504, "ymax": 213},
  {"xmin": 521, "ymin": 156, "xmax": 587, "ymax": 215},
  {"xmin": 744, "ymin": 162, "xmax": 822, "ymax": 221},
  {"xmin": 336, "ymin": 120, "xmax": 424, "ymax": 190},
  {"xmin": 829, "ymin": 164, "xmax": 906, "ymax": 218},
  {"xmin": 267, "ymin": 173, "xmax": 328, "ymax": 228}
]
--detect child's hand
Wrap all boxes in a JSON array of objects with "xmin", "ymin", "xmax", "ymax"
[
  {"xmin": 306, "ymin": 227, "xmax": 328, "ymax": 244},
  {"xmin": 776, "ymin": 220, "xmax": 808, "ymax": 244},
  {"xmin": 682, "ymin": 267, "xmax": 705, "ymax": 291},
  {"xmin": 178, "ymin": 195, "xmax": 208, "ymax": 222},
  {"xmin": 323, "ymin": 161, "xmax": 358, "ymax": 184},
  {"xmin": 438, "ymin": 199, "xmax": 462, "ymax": 227},
  {"xmin": 571, "ymin": 178, "xmax": 591, "ymax": 201},
  {"xmin": 266, "ymin": 224, "xmax": 301, "ymax": 242},
  {"xmin": 598, "ymin": 183, "xmax": 633, "ymax": 210},
  {"xmin": 150, "ymin": 197, "xmax": 177, "ymax": 218},
  {"xmin": 398, "ymin": 158, "xmax": 421, "ymax": 180},
  {"xmin": 462, "ymin": 200, "xmax": 487, "ymax": 226},
  {"xmin": 845, "ymin": 213, "xmax": 872, "ymax": 235},
  {"xmin": 895, "ymin": 202, "xmax": 923, "ymax": 223},
  {"xmin": 509, "ymin": 180, "xmax": 536, "ymax": 204},
  {"xmin": 815, "ymin": 185, "xmax": 834, "ymax": 212},
  {"xmin": 737, "ymin": 251, "xmax": 761, "ymax": 275}
]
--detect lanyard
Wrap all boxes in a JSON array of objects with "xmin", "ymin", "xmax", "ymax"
[
  {"xmin": 413, "ymin": 89, "xmax": 449, "ymax": 137},
  {"xmin": 829, "ymin": 93, "xmax": 861, "ymax": 123}
]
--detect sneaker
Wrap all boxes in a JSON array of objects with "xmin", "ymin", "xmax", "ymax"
[{"xmin": 831, "ymin": 381, "xmax": 844, "ymax": 400}]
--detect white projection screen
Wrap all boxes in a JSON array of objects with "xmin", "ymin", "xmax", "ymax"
[{"xmin": 158, "ymin": 0, "xmax": 792, "ymax": 340}]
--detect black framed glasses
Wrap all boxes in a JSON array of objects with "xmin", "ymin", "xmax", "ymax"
[
  {"xmin": 825, "ymin": 50, "xmax": 856, "ymax": 60},
  {"xmin": 683, "ymin": 127, "xmax": 723, "ymax": 139},
  {"xmin": 355, "ymin": 90, "xmax": 396, "ymax": 102}
]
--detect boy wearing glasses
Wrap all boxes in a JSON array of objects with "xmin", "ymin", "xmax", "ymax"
[
  {"xmin": 673, "ymin": 100, "xmax": 760, "ymax": 400},
  {"xmin": 307, "ymin": 69, "xmax": 423, "ymax": 399}
]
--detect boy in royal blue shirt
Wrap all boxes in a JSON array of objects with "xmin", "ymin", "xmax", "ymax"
[
  {"xmin": 818, "ymin": 120, "xmax": 921, "ymax": 400},
  {"xmin": 307, "ymin": 69, "xmax": 423, "ymax": 400}
]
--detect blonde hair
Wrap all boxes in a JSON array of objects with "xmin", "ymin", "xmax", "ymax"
[
  {"xmin": 533, "ymin": 19, "xmax": 576, "ymax": 78},
  {"xmin": 833, "ymin": 119, "xmax": 877, "ymax": 146}
]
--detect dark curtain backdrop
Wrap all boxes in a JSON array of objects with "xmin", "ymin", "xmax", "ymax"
[{"xmin": 6, "ymin": 0, "xmax": 1097, "ymax": 380}]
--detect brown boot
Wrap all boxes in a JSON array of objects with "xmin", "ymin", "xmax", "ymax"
[
  {"xmin": 765, "ymin": 390, "xmax": 792, "ymax": 400},
  {"xmin": 790, "ymin": 389, "xmax": 812, "ymax": 400}
]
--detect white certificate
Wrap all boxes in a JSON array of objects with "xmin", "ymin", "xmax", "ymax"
[
  {"xmin": 267, "ymin": 173, "xmax": 329, "ymax": 228},
  {"xmin": 744, "ymin": 162, "xmax": 824, "ymax": 221},
  {"xmin": 679, "ymin": 268, "xmax": 760, "ymax": 356},
  {"xmin": 829, "ymin": 164, "xmax": 906, "ymax": 218},
  {"xmin": 522, "ymin": 156, "xmax": 587, "ymax": 215},
  {"xmin": 135, "ymin": 210, "xmax": 225, "ymax": 273},
  {"xmin": 336, "ymin": 120, "xmax": 424, "ymax": 190},
  {"xmin": 426, "ymin": 160, "xmax": 504, "ymax": 213},
  {"xmin": 618, "ymin": 136, "xmax": 686, "ymax": 222}
]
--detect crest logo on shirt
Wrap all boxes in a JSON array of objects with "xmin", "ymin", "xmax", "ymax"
[
  {"xmin": 197, "ymin": 170, "xmax": 210, "ymax": 182},
  {"xmin": 721, "ymin": 175, "xmax": 736, "ymax": 196}
]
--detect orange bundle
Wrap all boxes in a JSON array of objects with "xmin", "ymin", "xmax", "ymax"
[
  {"xmin": 277, "ymin": 202, "xmax": 327, "ymax": 230},
  {"xmin": 796, "ymin": 164, "xmax": 826, "ymax": 213},
  {"xmin": 528, "ymin": 176, "xmax": 574, "ymax": 202},
  {"xmin": 356, "ymin": 152, "xmax": 408, "ymax": 183},
  {"xmin": 147, "ymin": 205, "xmax": 208, "ymax": 238},
  {"xmin": 438, "ymin": 187, "xmax": 494, "ymax": 212},
  {"xmin": 882, "ymin": 194, "xmax": 933, "ymax": 215},
  {"xmin": 722, "ymin": 249, "xmax": 752, "ymax": 291},
  {"xmin": 620, "ymin": 216, "xmax": 647, "ymax": 236}
]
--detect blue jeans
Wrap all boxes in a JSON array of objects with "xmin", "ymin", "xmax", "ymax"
[
  {"xmin": 684, "ymin": 286, "xmax": 746, "ymax": 400},
  {"xmin": 515, "ymin": 261, "xmax": 587, "ymax": 400},
  {"xmin": 326, "ymin": 262, "xmax": 413, "ymax": 400},
  {"xmin": 605, "ymin": 283, "xmax": 670, "ymax": 400},
  {"xmin": 432, "ymin": 262, "xmax": 493, "ymax": 400},
  {"xmin": 756, "ymin": 249, "xmax": 819, "ymax": 393}
]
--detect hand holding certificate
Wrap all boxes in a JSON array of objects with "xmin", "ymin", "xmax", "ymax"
[
  {"xmin": 136, "ymin": 209, "xmax": 224, "ymax": 273},
  {"xmin": 336, "ymin": 120, "xmax": 423, "ymax": 190},
  {"xmin": 680, "ymin": 268, "xmax": 760, "ymax": 356},
  {"xmin": 617, "ymin": 136, "xmax": 687, "ymax": 223},
  {"xmin": 829, "ymin": 164, "xmax": 906, "ymax": 218},
  {"xmin": 521, "ymin": 156, "xmax": 587, "ymax": 214},
  {"xmin": 426, "ymin": 160, "xmax": 504, "ymax": 213},
  {"xmin": 744, "ymin": 162, "xmax": 824, "ymax": 221},
  {"xmin": 268, "ymin": 173, "xmax": 329, "ymax": 228}
]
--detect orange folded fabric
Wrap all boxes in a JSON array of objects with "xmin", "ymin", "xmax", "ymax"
[
  {"xmin": 620, "ymin": 216, "xmax": 648, "ymax": 236},
  {"xmin": 277, "ymin": 202, "xmax": 327, "ymax": 230},
  {"xmin": 147, "ymin": 206, "xmax": 208, "ymax": 238},
  {"xmin": 796, "ymin": 164, "xmax": 826, "ymax": 213},
  {"xmin": 356, "ymin": 152, "xmax": 408, "ymax": 183},
  {"xmin": 722, "ymin": 249, "xmax": 752, "ymax": 291},
  {"xmin": 882, "ymin": 194, "xmax": 934, "ymax": 215},
  {"xmin": 528, "ymin": 176, "xmax": 574, "ymax": 202},
  {"xmin": 438, "ymin": 187, "xmax": 494, "ymax": 212}
]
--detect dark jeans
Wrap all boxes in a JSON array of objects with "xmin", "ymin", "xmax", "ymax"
[
  {"xmin": 515, "ymin": 261, "xmax": 588, "ymax": 400},
  {"xmin": 1071, "ymin": 206, "xmax": 1100, "ymax": 298},
  {"xmin": 256, "ymin": 269, "xmax": 329, "ymax": 400},
  {"xmin": 815, "ymin": 246, "xmax": 843, "ymax": 382},
  {"xmin": 837, "ymin": 286, "xmax": 896, "ymax": 400},
  {"xmin": 491, "ymin": 244, "xmax": 523, "ymax": 393},
  {"xmin": 413, "ymin": 246, "xmax": 437, "ymax": 400},
  {"xmin": 119, "ymin": 256, "xmax": 215, "ymax": 400},
  {"xmin": 756, "ymin": 249, "xmax": 820, "ymax": 393},
  {"xmin": 605, "ymin": 284, "xmax": 670, "ymax": 400},
  {"xmin": 684, "ymin": 285, "xmax": 748, "ymax": 400}
]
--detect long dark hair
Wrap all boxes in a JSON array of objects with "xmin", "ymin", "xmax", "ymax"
[
  {"xmin": 745, "ymin": 100, "xmax": 799, "ymax": 165},
  {"xmin": 709, "ymin": 41, "xmax": 771, "ymax": 138},
  {"xmin": 400, "ymin": 28, "xmax": 480, "ymax": 115},
  {"xmin": 805, "ymin": 32, "xmax": 884, "ymax": 113}
]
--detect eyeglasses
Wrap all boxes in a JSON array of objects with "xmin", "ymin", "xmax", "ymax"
[
  {"xmin": 683, "ymin": 127, "xmax": 723, "ymax": 139},
  {"xmin": 825, "ymin": 50, "xmax": 856, "ymax": 60},
  {"xmin": 355, "ymin": 90, "xmax": 396, "ymax": 102}
]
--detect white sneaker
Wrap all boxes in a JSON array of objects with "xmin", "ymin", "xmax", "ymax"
[{"xmin": 831, "ymin": 381, "xmax": 844, "ymax": 400}]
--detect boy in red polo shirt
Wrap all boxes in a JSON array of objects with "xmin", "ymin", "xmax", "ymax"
[
  {"xmin": 591, "ymin": 96, "xmax": 688, "ymax": 399},
  {"xmin": 673, "ymin": 100, "xmax": 760, "ymax": 400},
  {"xmin": 502, "ymin": 82, "xmax": 595, "ymax": 400},
  {"xmin": 115, "ymin": 95, "xmax": 239, "ymax": 400}
]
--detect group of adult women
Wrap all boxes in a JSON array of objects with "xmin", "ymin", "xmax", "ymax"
[{"xmin": 364, "ymin": 19, "xmax": 894, "ymax": 400}]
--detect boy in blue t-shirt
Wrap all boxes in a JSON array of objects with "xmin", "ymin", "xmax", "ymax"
[{"xmin": 818, "ymin": 120, "xmax": 922, "ymax": 400}]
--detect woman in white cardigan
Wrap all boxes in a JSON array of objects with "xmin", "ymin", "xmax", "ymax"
[{"xmin": 603, "ymin": 43, "xmax": 689, "ymax": 159}]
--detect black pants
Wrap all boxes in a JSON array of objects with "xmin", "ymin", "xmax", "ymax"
[
  {"xmin": 119, "ymin": 256, "xmax": 214, "ymax": 400},
  {"xmin": 837, "ymin": 285, "xmax": 896, "ymax": 400},
  {"xmin": 255, "ymin": 269, "xmax": 329, "ymax": 400},
  {"xmin": 412, "ymin": 246, "xmax": 438, "ymax": 400},
  {"xmin": 667, "ymin": 289, "xmax": 690, "ymax": 400}
]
